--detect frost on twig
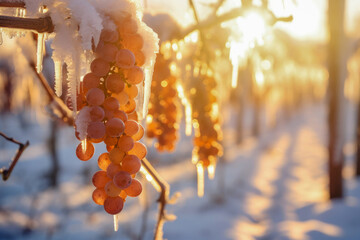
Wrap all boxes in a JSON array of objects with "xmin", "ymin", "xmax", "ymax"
[{"xmin": 0, "ymin": 131, "xmax": 30, "ymax": 181}]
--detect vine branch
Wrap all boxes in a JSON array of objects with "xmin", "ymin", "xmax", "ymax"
[
  {"xmin": 141, "ymin": 158, "xmax": 170, "ymax": 240},
  {"xmin": 0, "ymin": 132, "xmax": 29, "ymax": 181},
  {"xmin": 0, "ymin": 15, "xmax": 54, "ymax": 33}
]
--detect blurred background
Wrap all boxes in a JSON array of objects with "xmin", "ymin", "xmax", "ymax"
[{"xmin": 0, "ymin": 0, "xmax": 360, "ymax": 239}]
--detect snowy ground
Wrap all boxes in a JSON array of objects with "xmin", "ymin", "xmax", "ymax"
[{"xmin": 0, "ymin": 102, "xmax": 359, "ymax": 240}]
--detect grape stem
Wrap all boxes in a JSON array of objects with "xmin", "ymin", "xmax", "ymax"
[
  {"xmin": 0, "ymin": 132, "xmax": 30, "ymax": 181},
  {"xmin": 141, "ymin": 158, "xmax": 170, "ymax": 240}
]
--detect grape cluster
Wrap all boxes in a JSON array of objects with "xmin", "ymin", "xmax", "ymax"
[
  {"xmin": 73, "ymin": 14, "xmax": 147, "ymax": 215},
  {"xmin": 190, "ymin": 75, "xmax": 222, "ymax": 170},
  {"xmin": 146, "ymin": 54, "xmax": 179, "ymax": 152}
]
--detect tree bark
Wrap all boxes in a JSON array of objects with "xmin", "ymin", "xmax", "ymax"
[{"xmin": 327, "ymin": 0, "xmax": 346, "ymax": 199}]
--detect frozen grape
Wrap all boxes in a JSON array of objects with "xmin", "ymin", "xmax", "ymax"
[
  {"xmin": 104, "ymin": 196, "xmax": 124, "ymax": 215},
  {"xmin": 91, "ymin": 58, "xmax": 110, "ymax": 77},
  {"xmin": 109, "ymin": 148, "xmax": 126, "ymax": 164},
  {"xmin": 128, "ymin": 142, "xmax": 147, "ymax": 159},
  {"xmin": 115, "ymin": 49, "xmax": 135, "ymax": 69},
  {"xmin": 124, "ymin": 84, "xmax": 138, "ymax": 99},
  {"xmin": 103, "ymin": 97, "xmax": 120, "ymax": 111},
  {"xmin": 83, "ymin": 73, "xmax": 100, "ymax": 91},
  {"xmin": 106, "ymin": 118, "xmax": 125, "ymax": 137},
  {"xmin": 97, "ymin": 43, "xmax": 118, "ymax": 62},
  {"xmin": 121, "ymin": 154, "xmax": 141, "ymax": 174},
  {"xmin": 113, "ymin": 109, "xmax": 128, "ymax": 122},
  {"xmin": 104, "ymin": 135, "xmax": 118, "ymax": 146},
  {"xmin": 124, "ymin": 120, "xmax": 139, "ymax": 136},
  {"xmin": 117, "ymin": 135, "xmax": 134, "ymax": 152},
  {"xmin": 92, "ymin": 188, "xmax": 107, "ymax": 205},
  {"xmin": 76, "ymin": 141, "xmax": 94, "ymax": 161},
  {"xmin": 98, "ymin": 152, "xmax": 111, "ymax": 171},
  {"xmin": 105, "ymin": 74, "xmax": 125, "ymax": 93},
  {"xmin": 87, "ymin": 121, "xmax": 106, "ymax": 139},
  {"xmin": 134, "ymin": 50, "xmax": 145, "ymax": 66},
  {"xmin": 89, "ymin": 106, "xmax": 105, "ymax": 122},
  {"xmin": 132, "ymin": 124, "xmax": 144, "ymax": 141},
  {"xmin": 121, "ymin": 99, "xmax": 136, "ymax": 113},
  {"xmin": 106, "ymin": 163, "xmax": 122, "ymax": 179},
  {"xmin": 125, "ymin": 66, "xmax": 144, "ymax": 85},
  {"xmin": 105, "ymin": 181, "xmax": 122, "ymax": 197},
  {"xmin": 92, "ymin": 170, "xmax": 111, "ymax": 188},
  {"xmin": 125, "ymin": 179, "xmax": 142, "ymax": 197},
  {"xmin": 113, "ymin": 171, "xmax": 132, "ymax": 189},
  {"xmin": 100, "ymin": 29, "xmax": 119, "ymax": 43},
  {"xmin": 112, "ymin": 91, "xmax": 129, "ymax": 105},
  {"xmin": 86, "ymin": 88, "xmax": 105, "ymax": 106}
]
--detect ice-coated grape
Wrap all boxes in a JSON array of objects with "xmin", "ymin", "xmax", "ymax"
[
  {"xmin": 87, "ymin": 121, "xmax": 106, "ymax": 139},
  {"xmin": 132, "ymin": 123, "xmax": 144, "ymax": 141},
  {"xmin": 89, "ymin": 106, "xmax": 105, "ymax": 122},
  {"xmin": 97, "ymin": 43, "xmax": 118, "ymax": 62},
  {"xmin": 124, "ymin": 84, "xmax": 138, "ymax": 99},
  {"xmin": 121, "ymin": 154, "xmax": 141, "ymax": 174},
  {"xmin": 104, "ymin": 135, "xmax": 118, "ymax": 146},
  {"xmin": 76, "ymin": 141, "xmax": 94, "ymax": 161},
  {"xmin": 112, "ymin": 91, "xmax": 129, "ymax": 105},
  {"xmin": 109, "ymin": 148, "xmax": 126, "ymax": 164},
  {"xmin": 124, "ymin": 120, "xmax": 139, "ymax": 136},
  {"xmin": 100, "ymin": 29, "xmax": 119, "ymax": 43},
  {"xmin": 115, "ymin": 49, "xmax": 135, "ymax": 69},
  {"xmin": 83, "ymin": 73, "xmax": 100, "ymax": 91},
  {"xmin": 104, "ymin": 196, "xmax": 124, "ymax": 215},
  {"xmin": 122, "ymin": 33, "xmax": 144, "ymax": 50},
  {"xmin": 98, "ymin": 152, "xmax": 111, "ymax": 171},
  {"xmin": 117, "ymin": 135, "xmax": 134, "ymax": 152},
  {"xmin": 106, "ymin": 74, "xmax": 125, "ymax": 93},
  {"xmin": 91, "ymin": 58, "xmax": 110, "ymax": 77},
  {"xmin": 125, "ymin": 66, "xmax": 144, "ymax": 85},
  {"xmin": 103, "ymin": 97, "xmax": 120, "ymax": 111},
  {"xmin": 121, "ymin": 99, "xmax": 136, "ymax": 113},
  {"xmin": 113, "ymin": 109, "xmax": 128, "ymax": 122},
  {"xmin": 92, "ymin": 170, "xmax": 111, "ymax": 188},
  {"xmin": 106, "ymin": 118, "xmax": 125, "ymax": 137},
  {"xmin": 105, "ymin": 181, "xmax": 122, "ymax": 197},
  {"xmin": 86, "ymin": 88, "xmax": 105, "ymax": 106},
  {"xmin": 113, "ymin": 171, "xmax": 132, "ymax": 189},
  {"xmin": 128, "ymin": 141, "xmax": 147, "ymax": 159},
  {"xmin": 106, "ymin": 163, "xmax": 122, "ymax": 179},
  {"xmin": 134, "ymin": 50, "xmax": 145, "ymax": 67},
  {"xmin": 124, "ymin": 179, "xmax": 142, "ymax": 197},
  {"xmin": 92, "ymin": 188, "xmax": 107, "ymax": 205}
]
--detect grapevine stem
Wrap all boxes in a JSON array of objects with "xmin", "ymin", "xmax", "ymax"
[
  {"xmin": 140, "ymin": 158, "xmax": 170, "ymax": 240},
  {"xmin": 0, "ymin": 132, "xmax": 30, "ymax": 181}
]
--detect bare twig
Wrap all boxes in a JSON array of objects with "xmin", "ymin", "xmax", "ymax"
[
  {"xmin": 0, "ymin": 15, "xmax": 54, "ymax": 33},
  {"xmin": 0, "ymin": 131, "xmax": 30, "ymax": 181},
  {"xmin": 29, "ymin": 62, "xmax": 74, "ymax": 126},
  {"xmin": 0, "ymin": 1, "xmax": 25, "ymax": 8},
  {"xmin": 140, "ymin": 158, "xmax": 170, "ymax": 240},
  {"xmin": 177, "ymin": 6, "xmax": 293, "ymax": 39}
]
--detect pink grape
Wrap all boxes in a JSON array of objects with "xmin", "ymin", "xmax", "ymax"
[
  {"xmin": 89, "ymin": 106, "xmax": 105, "ymax": 121},
  {"xmin": 124, "ymin": 120, "xmax": 139, "ymax": 136},
  {"xmin": 83, "ymin": 73, "xmax": 100, "ymax": 91},
  {"xmin": 76, "ymin": 141, "xmax": 94, "ymax": 161},
  {"xmin": 113, "ymin": 171, "xmax": 132, "ymax": 189},
  {"xmin": 106, "ymin": 118, "xmax": 125, "ymax": 137},
  {"xmin": 128, "ymin": 142, "xmax": 147, "ymax": 159},
  {"xmin": 125, "ymin": 179, "xmax": 142, "ymax": 197},
  {"xmin": 91, "ymin": 58, "xmax": 110, "ymax": 77},
  {"xmin": 132, "ymin": 124, "xmax": 144, "ymax": 141},
  {"xmin": 92, "ymin": 188, "xmax": 107, "ymax": 205},
  {"xmin": 105, "ymin": 181, "xmax": 122, "ymax": 197},
  {"xmin": 87, "ymin": 121, "xmax": 106, "ymax": 139},
  {"xmin": 86, "ymin": 88, "xmax": 105, "ymax": 106},
  {"xmin": 113, "ymin": 110, "xmax": 128, "ymax": 122},
  {"xmin": 106, "ymin": 163, "xmax": 122, "ymax": 179},
  {"xmin": 92, "ymin": 170, "xmax": 111, "ymax": 188},
  {"xmin": 121, "ymin": 154, "xmax": 141, "ymax": 174},
  {"xmin": 113, "ymin": 91, "xmax": 129, "ymax": 105},
  {"xmin": 103, "ymin": 97, "xmax": 120, "ymax": 111},
  {"xmin": 125, "ymin": 66, "xmax": 144, "ymax": 85},
  {"xmin": 97, "ymin": 43, "xmax": 118, "ymax": 62},
  {"xmin": 106, "ymin": 74, "xmax": 125, "ymax": 93},
  {"xmin": 98, "ymin": 152, "xmax": 111, "ymax": 171},
  {"xmin": 100, "ymin": 29, "xmax": 119, "ymax": 43},
  {"xmin": 117, "ymin": 135, "xmax": 134, "ymax": 152},
  {"xmin": 104, "ymin": 196, "xmax": 124, "ymax": 215},
  {"xmin": 115, "ymin": 49, "xmax": 135, "ymax": 69}
]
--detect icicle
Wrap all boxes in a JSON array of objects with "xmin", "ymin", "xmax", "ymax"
[
  {"xmin": 54, "ymin": 60, "xmax": 63, "ymax": 97},
  {"xmin": 176, "ymin": 83, "xmax": 192, "ymax": 136},
  {"xmin": 36, "ymin": 33, "xmax": 45, "ymax": 73},
  {"xmin": 81, "ymin": 138, "xmax": 87, "ymax": 154},
  {"xmin": 196, "ymin": 164, "xmax": 204, "ymax": 198},
  {"xmin": 207, "ymin": 165, "xmax": 215, "ymax": 180},
  {"xmin": 113, "ymin": 215, "xmax": 118, "ymax": 232},
  {"xmin": 231, "ymin": 62, "xmax": 239, "ymax": 88}
]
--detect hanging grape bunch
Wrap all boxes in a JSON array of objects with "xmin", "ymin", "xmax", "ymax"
[
  {"xmin": 189, "ymin": 72, "xmax": 223, "ymax": 195},
  {"xmin": 146, "ymin": 53, "xmax": 180, "ymax": 151},
  {"xmin": 74, "ymin": 13, "xmax": 148, "ymax": 216}
]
